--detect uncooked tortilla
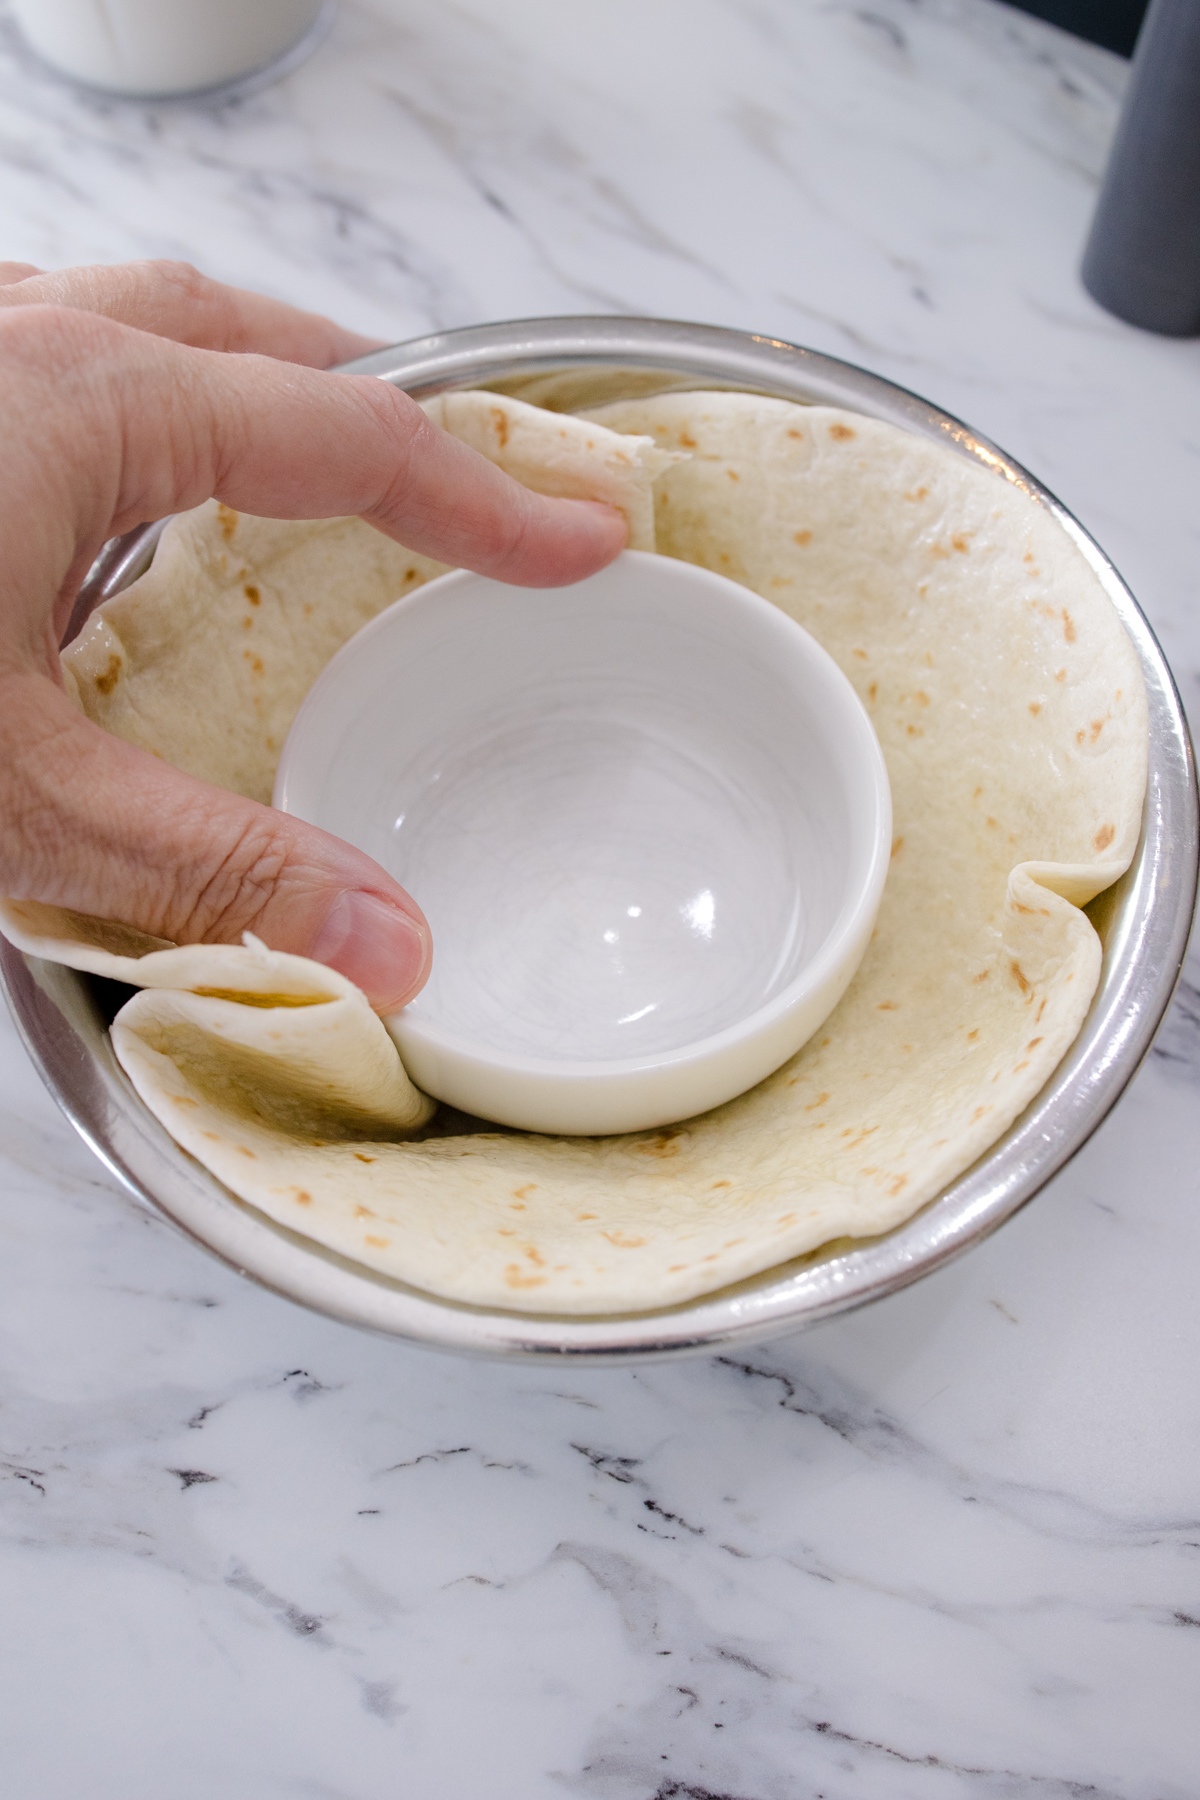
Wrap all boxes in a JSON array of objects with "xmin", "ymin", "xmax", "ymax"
[{"xmin": 0, "ymin": 391, "xmax": 1147, "ymax": 1314}]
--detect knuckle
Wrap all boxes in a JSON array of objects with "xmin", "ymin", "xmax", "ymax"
[
  {"xmin": 142, "ymin": 258, "xmax": 209, "ymax": 303},
  {"xmin": 186, "ymin": 815, "xmax": 295, "ymax": 943}
]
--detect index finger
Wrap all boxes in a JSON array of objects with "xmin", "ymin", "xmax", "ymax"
[{"xmin": 0, "ymin": 258, "xmax": 383, "ymax": 368}]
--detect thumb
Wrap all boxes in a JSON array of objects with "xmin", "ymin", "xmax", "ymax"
[{"xmin": 4, "ymin": 679, "xmax": 431, "ymax": 1011}]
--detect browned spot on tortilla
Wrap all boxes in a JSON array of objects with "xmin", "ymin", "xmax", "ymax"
[
  {"xmin": 603, "ymin": 1231, "xmax": 647, "ymax": 1248},
  {"xmin": 889, "ymin": 1174, "xmax": 909, "ymax": 1195},
  {"xmin": 577, "ymin": 1212, "xmax": 597, "ymax": 1221},
  {"xmin": 235, "ymin": 1146, "xmax": 256, "ymax": 1159},
  {"xmin": 868, "ymin": 682, "xmax": 878, "ymax": 703},
  {"xmin": 914, "ymin": 691, "xmax": 930, "ymax": 707},
  {"xmin": 1090, "ymin": 718, "xmax": 1105, "ymax": 742},
  {"xmin": 243, "ymin": 584, "xmax": 260, "ymax": 605},
  {"xmin": 353, "ymin": 1204, "xmax": 376, "ymax": 1220},
  {"xmin": 804, "ymin": 1092, "xmax": 830, "ymax": 1111},
  {"xmin": 1012, "ymin": 1060, "xmax": 1029, "ymax": 1073},
  {"xmin": 1094, "ymin": 823, "xmax": 1115, "ymax": 851},
  {"xmin": 1036, "ymin": 997, "xmax": 1048, "ymax": 1021},
  {"xmin": 967, "ymin": 1029, "xmax": 979, "ymax": 1042},
  {"xmin": 973, "ymin": 969, "xmax": 990, "ymax": 983},
  {"xmin": 302, "ymin": 602, "xmax": 313, "ymax": 617},
  {"xmin": 354, "ymin": 1153, "xmax": 376, "ymax": 1164},
  {"xmin": 973, "ymin": 786, "xmax": 983, "ymax": 801},
  {"xmin": 217, "ymin": 504, "xmax": 238, "ymax": 542},
  {"xmin": 890, "ymin": 837, "xmax": 904, "ymax": 860},
  {"xmin": 638, "ymin": 1130, "xmax": 682, "ymax": 1158},
  {"xmin": 192, "ymin": 988, "xmax": 326, "ymax": 1008},
  {"xmin": 1023, "ymin": 551, "xmax": 1034, "ymax": 564},
  {"xmin": 711, "ymin": 1179, "xmax": 731, "ymax": 1188},
  {"xmin": 929, "ymin": 542, "xmax": 951, "ymax": 560},
  {"xmin": 241, "ymin": 617, "xmax": 254, "ymax": 631},
  {"xmin": 294, "ymin": 1189, "xmax": 313, "ymax": 1206},
  {"xmin": 727, "ymin": 468, "xmax": 740, "ymax": 481},
  {"xmin": 1009, "ymin": 960, "xmax": 1031, "ymax": 997},
  {"xmin": 490, "ymin": 406, "xmax": 510, "ymax": 449},
  {"xmin": 244, "ymin": 651, "xmax": 264, "ymax": 675},
  {"xmin": 364, "ymin": 1235, "xmax": 390, "ymax": 1249},
  {"xmin": 678, "ymin": 429, "xmax": 697, "ymax": 448},
  {"xmin": 93, "ymin": 653, "xmax": 122, "ymax": 696},
  {"xmin": 877, "ymin": 1001, "xmax": 898, "ymax": 1011},
  {"xmin": 510, "ymin": 1203, "xmax": 526, "ymax": 1212},
  {"xmin": 1025, "ymin": 1038, "xmax": 1043, "ymax": 1051},
  {"xmin": 1062, "ymin": 610, "xmax": 1076, "ymax": 643},
  {"xmin": 787, "ymin": 428, "xmax": 802, "ymax": 439},
  {"xmin": 1013, "ymin": 901, "xmax": 1036, "ymax": 915},
  {"xmin": 972, "ymin": 1105, "xmax": 989, "ymax": 1122},
  {"xmin": 505, "ymin": 1265, "xmax": 546, "ymax": 1290},
  {"xmin": 905, "ymin": 487, "xmax": 928, "ymax": 502},
  {"xmin": 829, "ymin": 422, "xmax": 855, "ymax": 441},
  {"xmin": 202, "ymin": 1131, "xmax": 219, "ymax": 1141},
  {"xmin": 1029, "ymin": 701, "xmax": 1041, "ymax": 715},
  {"xmin": 404, "ymin": 567, "xmax": 417, "ymax": 581},
  {"xmin": 513, "ymin": 1184, "xmax": 536, "ymax": 1200},
  {"xmin": 793, "ymin": 528, "xmax": 812, "ymax": 546},
  {"xmin": 906, "ymin": 723, "xmax": 923, "ymax": 737},
  {"xmin": 169, "ymin": 1095, "xmax": 198, "ymax": 1108},
  {"xmin": 852, "ymin": 647, "xmax": 868, "ymax": 659},
  {"xmin": 860, "ymin": 1166, "xmax": 879, "ymax": 1177},
  {"xmin": 668, "ymin": 1263, "xmax": 688, "ymax": 1272},
  {"xmin": 951, "ymin": 534, "xmax": 971, "ymax": 553}
]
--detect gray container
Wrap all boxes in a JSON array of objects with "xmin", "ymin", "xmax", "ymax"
[{"xmin": 1082, "ymin": 0, "xmax": 1200, "ymax": 335}]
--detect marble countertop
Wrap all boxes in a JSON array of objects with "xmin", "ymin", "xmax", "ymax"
[{"xmin": 2, "ymin": 1, "xmax": 1199, "ymax": 1794}]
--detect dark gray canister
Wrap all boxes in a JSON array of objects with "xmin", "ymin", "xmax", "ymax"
[{"xmin": 1082, "ymin": 0, "xmax": 1200, "ymax": 336}]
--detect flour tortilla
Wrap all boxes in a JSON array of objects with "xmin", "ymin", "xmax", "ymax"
[{"xmin": 1, "ymin": 393, "xmax": 1147, "ymax": 1314}]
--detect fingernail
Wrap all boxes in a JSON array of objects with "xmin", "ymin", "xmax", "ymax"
[{"xmin": 310, "ymin": 890, "xmax": 431, "ymax": 1010}]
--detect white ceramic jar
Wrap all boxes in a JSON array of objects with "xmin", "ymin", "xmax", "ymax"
[{"xmin": 11, "ymin": 0, "xmax": 329, "ymax": 99}]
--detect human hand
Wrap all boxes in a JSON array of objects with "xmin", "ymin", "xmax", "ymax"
[{"xmin": 0, "ymin": 260, "xmax": 626, "ymax": 1008}]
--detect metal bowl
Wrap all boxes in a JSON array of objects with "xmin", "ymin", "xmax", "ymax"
[{"xmin": 3, "ymin": 318, "xmax": 1195, "ymax": 1363}]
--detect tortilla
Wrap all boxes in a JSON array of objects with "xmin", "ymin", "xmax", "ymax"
[{"xmin": 1, "ymin": 392, "xmax": 1147, "ymax": 1314}]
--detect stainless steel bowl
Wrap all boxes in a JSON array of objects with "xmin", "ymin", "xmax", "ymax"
[{"xmin": 4, "ymin": 318, "xmax": 1195, "ymax": 1363}]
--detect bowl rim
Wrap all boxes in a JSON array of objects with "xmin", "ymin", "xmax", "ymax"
[
  {"xmin": 273, "ymin": 552, "xmax": 893, "ymax": 1102},
  {"xmin": 3, "ymin": 314, "xmax": 1196, "ymax": 1363}
]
